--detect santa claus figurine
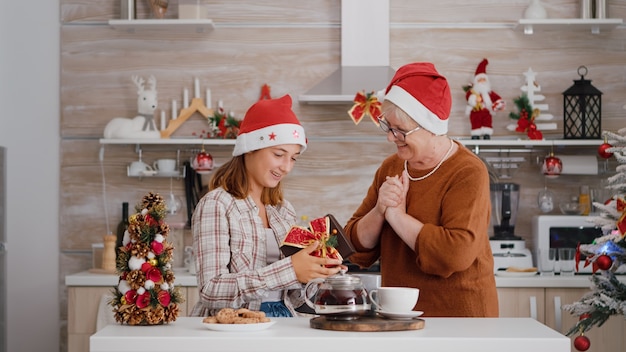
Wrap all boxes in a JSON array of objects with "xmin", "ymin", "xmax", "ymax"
[{"xmin": 465, "ymin": 58, "xmax": 505, "ymax": 139}]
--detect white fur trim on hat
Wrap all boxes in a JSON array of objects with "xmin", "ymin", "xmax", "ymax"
[
  {"xmin": 232, "ymin": 123, "xmax": 306, "ymax": 156},
  {"xmin": 384, "ymin": 85, "xmax": 448, "ymax": 135}
]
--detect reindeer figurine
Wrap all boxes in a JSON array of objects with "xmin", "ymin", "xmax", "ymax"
[{"xmin": 103, "ymin": 75, "xmax": 161, "ymax": 139}]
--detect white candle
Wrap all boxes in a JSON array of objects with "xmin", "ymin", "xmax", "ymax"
[
  {"xmin": 194, "ymin": 78, "xmax": 200, "ymax": 98},
  {"xmin": 172, "ymin": 100, "xmax": 177, "ymax": 120},
  {"xmin": 160, "ymin": 110, "xmax": 166, "ymax": 130},
  {"xmin": 218, "ymin": 99, "xmax": 224, "ymax": 112},
  {"xmin": 183, "ymin": 89, "xmax": 189, "ymax": 108},
  {"xmin": 205, "ymin": 88, "xmax": 212, "ymax": 109}
]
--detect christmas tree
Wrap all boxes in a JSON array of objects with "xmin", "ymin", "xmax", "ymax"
[
  {"xmin": 562, "ymin": 128, "xmax": 626, "ymax": 351},
  {"xmin": 109, "ymin": 191, "xmax": 184, "ymax": 325}
]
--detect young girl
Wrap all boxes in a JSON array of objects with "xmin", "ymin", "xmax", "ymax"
[{"xmin": 190, "ymin": 95, "xmax": 344, "ymax": 317}]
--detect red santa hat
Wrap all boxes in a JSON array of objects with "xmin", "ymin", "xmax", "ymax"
[
  {"xmin": 383, "ymin": 62, "xmax": 451, "ymax": 135},
  {"xmin": 232, "ymin": 95, "xmax": 307, "ymax": 156},
  {"xmin": 474, "ymin": 58, "xmax": 489, "ymax": 81}
]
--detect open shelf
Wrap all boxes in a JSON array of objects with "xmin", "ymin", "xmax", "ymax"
[
  {"xmin": 453, "ymin": 138, "xmax": 602, "ymax": 147},
  {"xmin": 108, "ymin": 19, "xmax": 215, "ymax": 33},
  {"xmin": 99, "ymin": 138, "xmax": 235, "ymax": 146},
  {"xmin": 515, "ymin": 18, "xmax": 623, "ymax": 35}
]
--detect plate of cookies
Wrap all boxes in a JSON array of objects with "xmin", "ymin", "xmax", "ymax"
[{"xmin": 202, "ymin": 308, "xmax": 275, "ymax": 332}]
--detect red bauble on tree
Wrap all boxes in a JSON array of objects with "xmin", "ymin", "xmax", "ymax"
[
  {"xmin": 598, "ymin": 142, "xmax": 613, "ymax": 159},
  {"xmin": 596, "ymin": 254, "xmax": 613, "ymax": 271},
  {"xmin": 574, "ymin": 334, "xmax": 591, "ymax": 351},
  {"xmin": 598, "ymin": 136, "xmax": 613, "ymax": 159}
]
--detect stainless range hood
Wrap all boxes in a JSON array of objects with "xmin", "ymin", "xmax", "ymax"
[{"xmin": 299, "ymin": 0, "xmax": 395, "ymax": 104}]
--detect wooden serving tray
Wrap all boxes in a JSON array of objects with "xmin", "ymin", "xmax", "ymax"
[{"xmin": 310, "ymin": 316, "xmax": 425, "ymax": 332}]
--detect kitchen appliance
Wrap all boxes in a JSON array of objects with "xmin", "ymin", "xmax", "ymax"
[
  {"xmin": 532, "ymin": 215, "xmax": 626, "ymax": 274},
  {"xmin": 304, "ymin": 270, "xmax": 370, "ymax": 320},
  {"xmin": 489, "ymin": 182, "xmax": 533, "ymax": 272},
  {"xmin": 298, "ymin": 0, "xmax": 395, "ymax": 103}
]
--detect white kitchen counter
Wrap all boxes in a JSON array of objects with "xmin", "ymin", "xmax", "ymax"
[
  {"xmin": 65, "ymin": 269, "xmax": 626, "ymax": 288},
  {"xmin": 90, "ymin": 316, "xmax": 569, "ymax": 352}
]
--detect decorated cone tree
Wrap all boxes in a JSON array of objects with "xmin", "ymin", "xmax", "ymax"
[
  {"xmin": 562, "ymin": 128, "xmax": 626, "ymax": 351},
  {"xmin": 109, "ymin": 192, "xmax": 183, "ymax": 325}
]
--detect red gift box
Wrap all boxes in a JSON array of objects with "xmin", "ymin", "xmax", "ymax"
[{"xmin": 280, "ymin": 214, "xmax": 355, "ymax": 261}]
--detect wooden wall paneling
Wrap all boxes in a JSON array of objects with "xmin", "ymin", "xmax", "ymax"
[
  {"xmin": 61, "ymin": 0, "xmax": 340, "ymax": 24},
  {"xmin": 284, "ymin": 138, "xmax": 397, "ymax": 225},
  {"xmin": 59, "ymin": 1, "xmax": 626, "ymax": 350},
  {"xmin": 60, "ymin": 140, "xmax": 235, "ymax": 250},
  {"xmin": 61, "ymin": 26, "xmax": 339, "ymax": 137}
]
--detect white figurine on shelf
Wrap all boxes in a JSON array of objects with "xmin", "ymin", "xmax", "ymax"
[
  {"xmin": 506, "ymin": 68, "xmax": 557, "ymax": 132},
  {"xmin": 103, "ymin": 75, "xmax": 161, "ymax": 139}
]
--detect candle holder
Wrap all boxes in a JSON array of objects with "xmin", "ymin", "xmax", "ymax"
[{"xmin": 562, "ymin": 66, "xmax": 602, "ymax": 139}]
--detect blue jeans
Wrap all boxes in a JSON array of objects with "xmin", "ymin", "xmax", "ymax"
[{"xmin": 260, "ymin": 301, "xmax": 293, "ymax": 317}]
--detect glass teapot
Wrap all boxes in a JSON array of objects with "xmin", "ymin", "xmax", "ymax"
[{"xmin": 304, "ymin": 269, "xmax": 370, "ymax": 320}]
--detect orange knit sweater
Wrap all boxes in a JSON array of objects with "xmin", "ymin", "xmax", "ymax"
[{"xmin": 345, "ymin": 141, "xmax": 498, "ymax": 317}]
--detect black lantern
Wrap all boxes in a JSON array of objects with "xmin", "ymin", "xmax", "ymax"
[{"xmin": 562, "ymin": 66, "xmax": 602, "ymax": 139}]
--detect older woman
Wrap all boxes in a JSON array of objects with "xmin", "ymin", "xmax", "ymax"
[{"xmin": 344, "ymin": 62, "xmax": 498, "ymax": 317}]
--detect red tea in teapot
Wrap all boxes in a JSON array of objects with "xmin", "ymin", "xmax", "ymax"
[{"xmin": 314, "ymin": 288, "xmax": 368, "ymax": 306}]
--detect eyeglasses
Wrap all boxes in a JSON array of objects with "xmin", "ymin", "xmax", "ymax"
[{"xmin": 378, "ymin": 116, "xmax": 422, "ymax": 142}]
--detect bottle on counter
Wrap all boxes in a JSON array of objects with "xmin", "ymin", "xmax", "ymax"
[
  {"xmin": 579, "ymin": 185, "xmax": 591, "ymax": 215},
  {"xmin": 115, "ymin": 202, "xmax": 129, "ymax": 257}
]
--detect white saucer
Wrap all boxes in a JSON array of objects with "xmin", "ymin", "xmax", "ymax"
[{"xmin": 376, "ymin": 310, "xmax": 424, "ymax": 320}]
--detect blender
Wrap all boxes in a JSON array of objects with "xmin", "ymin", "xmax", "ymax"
[{"xmin": 489, "ymin": 182, "xmax": 533, "ymax": 272}]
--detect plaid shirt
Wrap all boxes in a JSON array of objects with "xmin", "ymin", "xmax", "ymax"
[{"xmin": 189, "ymin": 187, "xmax": 305, "ymax": 316}]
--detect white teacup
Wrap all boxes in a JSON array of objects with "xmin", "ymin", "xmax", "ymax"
[
  {"xmin": 128, "ymin": 161, "xmax": 153, "ymax": 176},
  {"xmin": 369, "ymin": 287, "xmax": 419, "ymax": 313},
  {"xmin": 153, "ymin": 159, "xmax": 176, "ymax": 173}
]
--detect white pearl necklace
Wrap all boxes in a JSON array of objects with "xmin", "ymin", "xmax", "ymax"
[{"xmin": 404, "ymin": 138, "xmax": 455, "ymax": 181}]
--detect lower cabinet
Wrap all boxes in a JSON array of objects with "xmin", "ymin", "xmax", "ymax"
[
  {"xmin": 545, "ymin": 288, "xmax": 625, "ymax": 352},
  {"xmin": 497, "ymin": 287, "xmax": 545, "ymax": 322},
  {"xmin": 68, "ymin": 286, "xmax": 194, "ymax": 352},
  {"xmin": 498, "ymin": 287, "xmax": 626, "ymax": 352}
]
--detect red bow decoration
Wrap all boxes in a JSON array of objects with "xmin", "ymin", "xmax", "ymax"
[{"xmin": 348, "ymin": 91, "xmax": 382, "ymax": 125}]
